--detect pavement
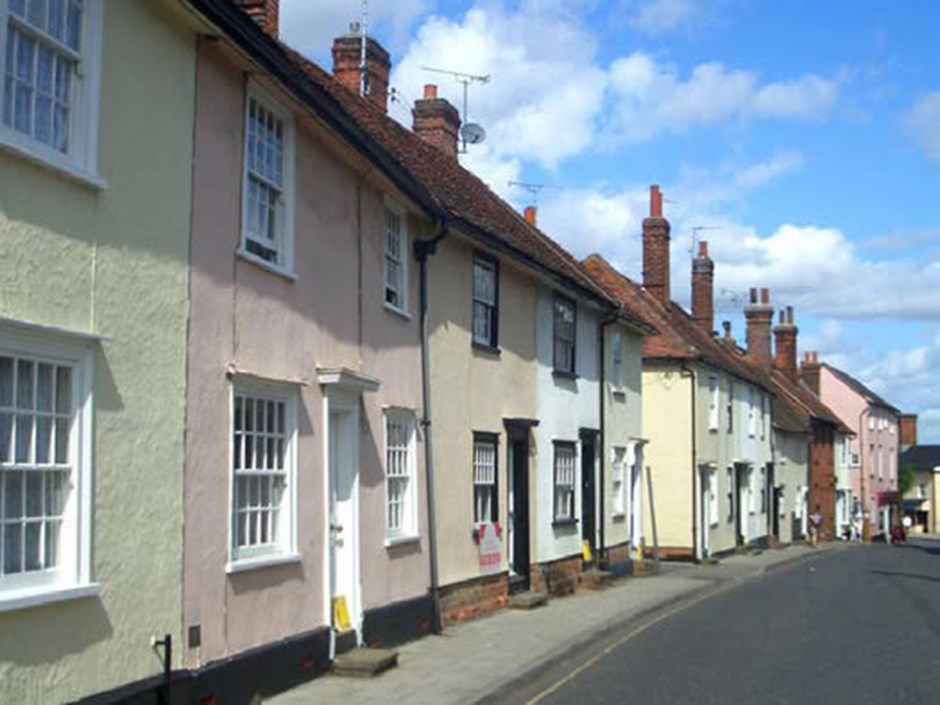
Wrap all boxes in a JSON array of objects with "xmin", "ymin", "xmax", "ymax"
[{"xmin": 267, "ymin": 542, "xmax": 846, "ymax": 705}]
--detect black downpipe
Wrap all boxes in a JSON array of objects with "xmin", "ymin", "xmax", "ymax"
[
  {"xmin": 154, "ymin": 634, "xmax": 172, "ymax": 705},
  {"xmin": 416, "ymin": 219, "xmax": 450, "ymax": 633}
]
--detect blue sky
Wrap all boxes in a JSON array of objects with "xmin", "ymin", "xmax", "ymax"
[{"xmin": 281, "ymin": 0, "xmax": 940, "ymax": 441}]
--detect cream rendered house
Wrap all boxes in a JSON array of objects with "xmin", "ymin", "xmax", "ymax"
[
  {"xmin": 584, "ymin": 189, "xmax": 774, "ymax": 561},
  {"xmin": 0, "ymin": 2, "xmax": 198, "ymax": 703}
]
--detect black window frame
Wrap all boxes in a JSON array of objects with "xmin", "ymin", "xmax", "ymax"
[
  {"xmin": 471, "ymin": 252, "xmax": 500, "ymax": 350},
  {"xmin": 552, "ymin": 294, "xmax": 577, "ymax": 375}
]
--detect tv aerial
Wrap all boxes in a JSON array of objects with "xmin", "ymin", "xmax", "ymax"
[
  {"xmin": 691, "ymin": 225, "xmax": 722, "ymax": 258},
  {"xmin": 508, "ymin": 181, "xmax": 560, "ymax": 206},
  {"xmin": 421, "ymin": 66, "xmax": 490, "ymax": 152}
]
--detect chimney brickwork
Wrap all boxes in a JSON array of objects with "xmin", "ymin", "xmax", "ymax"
[
  {"xmin": 899, "ymin": 414, "xmax": 918, "ymax": 448},
  {"xmin": 800, "ymin": 350, "xmax": 821, "ymax": 395},
  {"xmin": 691, "ymin": 241, "xmax": 714, "ymax": 333},
  {"xmin": 332, "ymin": 32, "xmax": 391, "ymax": 113},
  {"xmin": 234, "ymin": 0, "xmax": 279, "ymax": 36},
  {"xmin": 642, "ymin": 185, "xmax": 671, "ymax": 306},
  {"xmin": 412, "ymin": 84, "xmax": 461, "ymax": 158},
  {"xmin": 745, "ymin": 287, "xmax": 774, "ymax": 368},
  {"xmin": 773, "ymin": 306, "xmax": 798, "ymax": 379}
]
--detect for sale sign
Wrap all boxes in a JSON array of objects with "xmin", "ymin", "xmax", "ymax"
[{"xmin": 477, "ymin": 522, "xmax": 502, "ymax": 575}]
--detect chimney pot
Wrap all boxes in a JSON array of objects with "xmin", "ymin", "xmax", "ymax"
[
  {"xmin": 749, "ymin": 287, "xmax": 758, "ymax": 304},
  {"xmin": 423, "ymin": 84, "xmax": 438, "ymax": 100},
  {"xmin": 643, "ymin": 184, "xmax": 671, "ymax": 305},
  {"xmin": 760, "ymin": 288, "xmax": 769, "ymax": 304},
  {"xmin": 786, "ymin": 305, "xmax": 794, "ymax": 324},
  {"xmin": 745, "ymin": 286, "xmax": 774, "ymax": 368},
  {"xmin": 524, "ymin": 205, "xmax": 537, "ymax": 226},
  {"xmin": 698, "ymin": 241, "xmax": 709, "ymax": 257},
  {"xmin": 723, "ymin": 321, "xmax": 732, "ymax": 339}
]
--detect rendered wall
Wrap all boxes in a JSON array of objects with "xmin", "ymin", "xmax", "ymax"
[
  {"xmin": 0, "ymin": 2, "xmax": 195, "ymax": 701},
  {"xmin": 642, "ymin": 366, "xmax": 692, "ymax": 550},
  {"xmin": 602, "ymin": 323, "xmax": 644, "ymax": 551},
  {"xmin": 773, "ymin": 429, "xmax": 809, "ymax": 544},
  {"xmin": 184, "ymin": 41, "xmax": 428, "ymax": 667},
  {"xmin": 428, "ymin": 236, "xmax": 537, "ymax": 586}
]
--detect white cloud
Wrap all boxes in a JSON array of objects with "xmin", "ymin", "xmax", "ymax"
[
  {"xmin": 903, "ymin": 92, "xmax": 940, "ymax": 161},
  {"xmin": 605, "ymin": 54, "xmax": 841, "ymax": 142},
  {"xmin": 629, "ymin": 0, "xmax": 694, "ymax": 36},
  {"xmin": 733, "ymin": 150, "xmax": 804, "ymax": 190}
]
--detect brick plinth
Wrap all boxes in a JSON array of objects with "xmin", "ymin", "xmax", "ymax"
[
  {"xmin": 530, "ymin": 555, "xmax": 582, "ymax": 597},
  {"xmin": 439, "ymin": 572, "xmax": 509, "ymax": 627}
]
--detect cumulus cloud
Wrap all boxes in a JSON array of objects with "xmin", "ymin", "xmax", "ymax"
[
  {"xmin": 903, "ymin": 92, "xmax": 940, "ymax": 161},
  {"xmin": 628, "ymin": 0, "xmax": 694, "ymax": 36}
]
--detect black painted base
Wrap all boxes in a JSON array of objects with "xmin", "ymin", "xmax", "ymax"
[{"xmin": 361, "ymin": 592, "xmax": 436, "ymax": 648}]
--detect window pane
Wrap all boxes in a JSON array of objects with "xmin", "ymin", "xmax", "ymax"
[
  {"xmin": 55, "ymin": 366, "xmax": 71, "ymax": 413},
  {"xmin": 24, "ymin": 522, "xmax": 41, "ymax": 571},
  {"xmin": 49, "ymin": 0, "xmax": 65, "ymax": 40},
  {"xmin": 65, "ymin": 0, "xmax": 82, "ymax": 51},
  {"xmin": 16, "ymin": 415, "xmax": 32, "ymax": 462},
  {"xmin": 36, "ymin": 363, "xmax": 53, "ymax": 411},
  {"xmin": 16, "ymin": 359, "xmax": 34, "ymax": 409},
  {"xmin": 3, "ymin": 523, "xmax": 21, "ymax": 574},
  {"xmin": 0, "ymin": 357, "xmax": 11, "ymax": 407},
  {"xmin": 44, "ymin": 518, "xmax": 60, "ymax": 567},
  {"xmin": 5, "ymin": 471, "xmax": 23, "ymax": 519},
  {"xmin": 54, "ymin": 416, "xmax": 68, "ymax": 463},
  {"xmin": 35, "ymin": 416, "xmax": 52, "ymax": 464},
  {"xmin": 0, "ymin": 413, "xmax": 11, "ymax": 462}
]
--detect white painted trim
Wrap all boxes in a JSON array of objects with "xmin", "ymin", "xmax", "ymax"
[
  {"xmin": 0, "ymin": 0, "xmax": 103, "ymax": 183},
  {"xmin": 383, "ymin": 408, "xmax": 418, "ymax": 541},
  {"xmin": 0, "ymin": 316, "xmax": 109, "ymax": 343},
  {"xmin": 226, "ymin": 552, "xmax": 301, "ymax": 575},
  {"xmin": 383, "ymin": 302, "xmax": 412, "ymax": 321},
  {"xmin": 317, "ymin": 367, "xmax": 381, "ymax": 393},
  {"xmin": 384, "ymin": 535, "xmax": 420, "ymax": 548},
  {"xmin": 0, "ymin": 582, "xmax": 100, "ymax": 613},
  {"xmin": 381, "ymin": 198, "xmax": 410, "ymax": 316},
  {"xmin": 236, "ymin": 248, "xmax": 298, "ymax": 281}
]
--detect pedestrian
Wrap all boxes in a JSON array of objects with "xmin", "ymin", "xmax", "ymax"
[{"xmin": 808, "ymin": 505, "xmax": 823, "ymax": 548}]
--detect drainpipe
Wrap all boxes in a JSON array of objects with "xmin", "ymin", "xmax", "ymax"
[
  {"xmin": 681, "ymin": 364, "xmax": 698, "ymax": 560},
  {"xmin": 597, "ymin": 305, "xmax": 623, "ymax": 565},
  {"xmin": 858, "ymin": 406, "xmax": 870, "ymax": 540},
  {"xmin": 415, "ymin": 217, "xmax": 450, "ymax": 633}
]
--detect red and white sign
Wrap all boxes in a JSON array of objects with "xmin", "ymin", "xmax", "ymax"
[{"xmin": 477, "ymin": 522, "xmax": 502, "ymax": 575}]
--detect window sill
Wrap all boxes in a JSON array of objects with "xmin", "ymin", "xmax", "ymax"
[
  {"xmin": 0, "ymin": 582, "xmax": 100, "ymax": 614},
  {"xmin": 0, "ymin": 130, "xmax": 107, "ymax": 191},
  {"xmin": 384, "ymin": 302, "xmax": 412, "ymax": 321},
  {"xmin": 226, "ymin": 552, "xmax": 302, "ymax": 574},
  {"xmin": 236, "ymin": 248, "xmax": 298, "ymax": 281},
  {"xmin": 552, "ymin": 370, "xmax": 578, "ymax": 381},
  {"xmin": 552, "ymin": 517, "xmax": 578, "ymax": 527},
  {"xmin": 472, "ymin": 341, "xmax": 501, "ymax": 356},
  {"xmin": 385, "ymin": 534, "xmax": 420, "ymax": 548}
]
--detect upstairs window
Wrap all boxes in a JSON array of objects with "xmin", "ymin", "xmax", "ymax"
[
  {"xmin": 611, "ymin": 330, "xmax": 624, "ymax": 390},
  {"xmin": 553, "ymin": 295, "xmax": 576, "ymax": 375},
  {"xmin": 1, "ymin": 0, "xmax": 101, "ymax": 178},
  {"xmin": 726, "ymin": 380, "xmax": 734, "ymax": 433},
  {"xmin": 553, "ymin": 441, "xmax": 576, "ymax": 521},
  {"xmin": 383, "ymin": 204, "xmax": 408, "ymax": 313},
  {"xmin": 472, "ymin": 433, "xmax": 497, "ymax": 523},
  {"xmin": 385, "ymin": 410, "xmax": 416, "ymax": 540},
  {"xmin": 472, "ymin": 254, "xmax": 498, "ymax": 348},
  {"xmin": 708, "ymin": 375, "xmax": 719, "ymax": 430},
  {"xmin": 241, "ymin": 87, "xmax": 294, "ymax": 273}
]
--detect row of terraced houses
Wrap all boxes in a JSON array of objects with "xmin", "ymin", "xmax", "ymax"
[{"xmin": 0, "ymin": 2, "xmax": 907, "ymax": 703}]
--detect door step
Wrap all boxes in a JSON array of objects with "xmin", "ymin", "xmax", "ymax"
[
  {"xmin": 508, "ymin": 591, "xmax": 548, "ymax": 610},
  {"xmin": 579, "ymin": 568, "xmax": 614, "ymax": 590},
  {"xmin": 332, "ymin": 648, "xmax": 399, "ymax": 678}
]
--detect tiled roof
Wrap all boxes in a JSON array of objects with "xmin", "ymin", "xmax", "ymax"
[
  {"xmin": 582, "ymin": 254, "xmax": 771, "ymax": 392},
  {"xmin": 821, "ymin": 363, "xmax": 901, "ymax": 414},
  {"xmin": 899, "ymin": 446, "xmax": 940, "ymax": 471},
  {"xmin": 274, "ymin": 48, "xmax": 617, "ymax": 305}
]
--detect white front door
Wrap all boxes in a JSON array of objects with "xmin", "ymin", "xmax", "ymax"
[
  {"xmin": 328, "ymin": 406, "xmax": 359, "ymax": 637},
  {"xmin": 629, "ymin": 444, "xmax": 643, "ymax": 551}
]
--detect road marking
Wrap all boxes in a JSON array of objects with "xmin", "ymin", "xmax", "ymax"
[{"xmin": 523, "ymin": 580, "xmax": 741, "ymax": 705}]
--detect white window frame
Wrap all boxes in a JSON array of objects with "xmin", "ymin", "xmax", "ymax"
[
  {"xmin": 553, "ymin": 441, "xmax": 576, "ymax": 521},
  {"xmin": 707, "ymin": 469, "xmax": 719, "ymax": 526},
  {"xmin": 384, "ymin": 408, "xmax": 417, "ymax": 542},
  {"xmin": 383, "ymin": 200, "xmax": 409, "ymax": 316},
  {"xmin": 228, "ymin": 377, "xmax": 298, "ymax": 571},
  {"xmin": 611, "ymin": 445, "xmax": 626, "ymax": 518},
  {"xmin": 611, "ymin": 330, "xmax": 625, "ymax": 392},
  {"xmin": 239, "ymin": 81, "xmax": 296, "ymax": 278},
  {"xmin": 472, "ymin": 433, "xmax": 497, "ymax": 524},
  {"xmin": 0, "ymin": 327, "xmax": 95, "ymax": 612},
  {"xmin": 747, "ymin": 387, "xmax": 756, "ymax": 438},
  {"xmin": 0, "ymin": 0, "xmax": 103, "ymax": 187},
  {"xmin": 708, "ymin": 375, "xmax": 719, "ymax": 431},
  {"xmin": 726, "ymin": 466, "xmax": 734, "ymax": 521}
]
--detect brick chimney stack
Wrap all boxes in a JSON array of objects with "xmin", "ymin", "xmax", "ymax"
[
  {"xmin": 745, "ymin": 287, "xmax": 774, "ymax": 369},
  {"xmin": 691, "ymin": 241, "xmax": 714, "ymax": 333},
  {"xmin": 800, "ymin": 350, "xmax": 821, "ymax": 394},
  {"xmin": 524, "ymin": 205, "xmax": 537, "ymax": 226},
  {"xmin": 773, "ymin": 306, "xmax": 799, "ymax": 379},
  {"xmin": 899, "ymin": 414, "xmax": 918, "ymax": 448},
  {"xmin": 642, "ymin": 185, "xmax": 671, "ymax": 306},
  {"xmin": 234, "ymin": 0, "xmax": 279, "ymax": 36},
  {"xmin": 412, "ymin": 84, "xmax": 461, "ymax": 158},
  {"xmin": 332, "ymin": 28, "xmax": 391, "ymax": 113}
]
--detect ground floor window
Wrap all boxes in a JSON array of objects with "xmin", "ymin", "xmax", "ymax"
[
  {"xmin": 611, "ymin": 446, "xmax": 626, "ymax": 517},
  {"xmin": 553, "ymin": 441, "xmax": 576, "ymax": 521},
  {"xmin": 473, "ymin": 433, "xmax": 498, "ymax": 523}
]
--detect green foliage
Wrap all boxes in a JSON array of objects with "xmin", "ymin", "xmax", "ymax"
[{"xmin": 898, "ymin": 464, "xmax": 916, "ymax": 498}]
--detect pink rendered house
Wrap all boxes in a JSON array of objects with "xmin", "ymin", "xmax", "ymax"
[{"xmin": 801, "ymin": 356, "xmax": 901, "ymax": 539}]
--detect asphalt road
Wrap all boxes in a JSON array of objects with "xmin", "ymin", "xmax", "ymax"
[{"xmin": 514, "ymin": 540, "xmax": 940, "ymax": 705}]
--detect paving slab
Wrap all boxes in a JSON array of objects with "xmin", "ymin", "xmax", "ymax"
[{"xmin": 265, "ymin": 543, "xmax": 843, "ymax": 705}]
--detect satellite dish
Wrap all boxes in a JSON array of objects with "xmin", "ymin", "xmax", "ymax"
[{"xmin": 461, "ymin": 122, "xmax": 486, "ymax": 145}]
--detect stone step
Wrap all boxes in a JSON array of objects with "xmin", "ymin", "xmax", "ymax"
[
  {"xmin": 508, "ymin": 591, "xmax": 548, "ymax": 610},
  {"xmin": 332, "ymin": 648, "xmax": 398, "ymax": 678},
  {"xmin": 579, "ymin": 568, "xmax": 614, "ymax": 590}
]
